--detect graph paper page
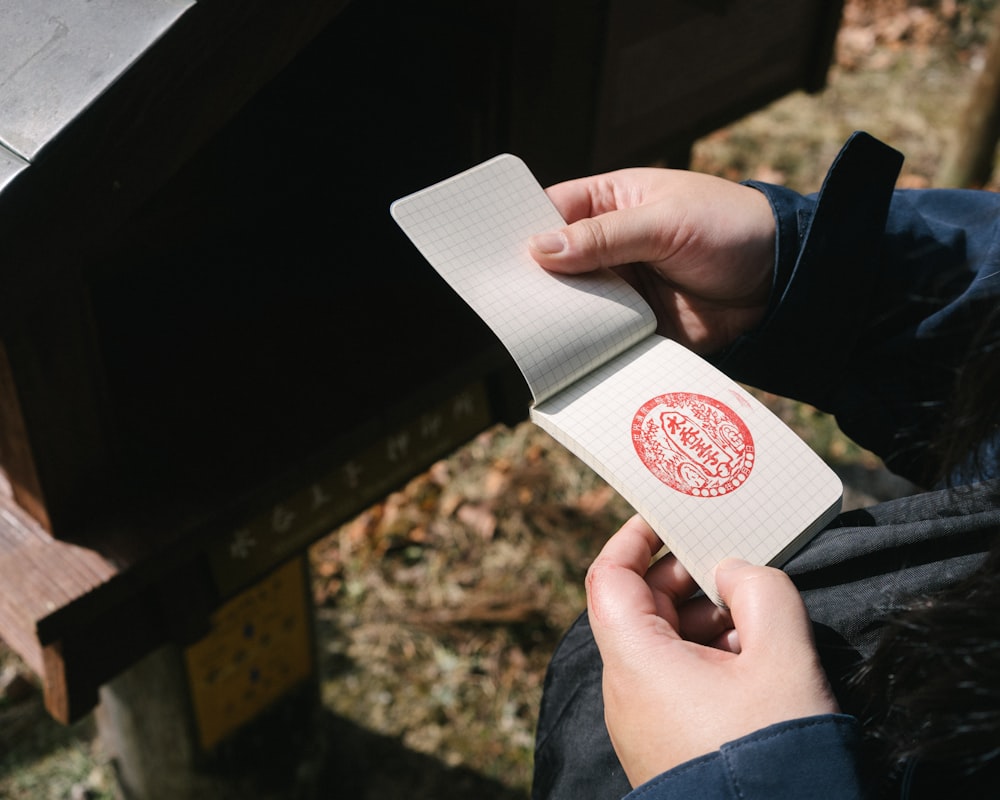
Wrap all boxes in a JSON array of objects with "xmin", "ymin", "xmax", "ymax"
[
  {"xmin": 531, "ymin": 337, "xmax": 843, "ymax": 601},
  {"xmin": 392, "ymin": 155, "xmax": 843, "ymax": 602},
  {"xmin": 390, "ymin": 154, "xmax": 655, "ymax": 404}
]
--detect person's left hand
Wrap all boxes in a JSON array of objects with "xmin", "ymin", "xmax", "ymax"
[
  {"xmin": 527, "ymin": 167, "xmax": 775, "ymax": 354},
  {"xmin": 587, "ymin": 515, "xmax": 839, "ymax": 788}
]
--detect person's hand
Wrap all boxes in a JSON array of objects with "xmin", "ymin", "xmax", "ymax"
[
  {"xmin": 586, "ymin": 516, "xmax": 839, "ymax": 788},
  {"xmin": 528, "ymin": 169, "xmax": 776, "ymax": 354}
]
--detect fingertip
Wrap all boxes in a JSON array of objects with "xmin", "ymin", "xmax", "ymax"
[
  {"xmin": 711, "ymin": 558, "xmax": 751, "ymax": 601},
  {"xmin": 714, "ymin": 557, "xmax": 750, "ymax": 576},
  {"xmin": 710, "ymin": 627, "xmax": 741, "ymax": 654},
  {"xmin": 528, "ymin": 230, "xmax": 568, "ymax": 257},
  {"xmin": 712, "ymin": 559, "xmax": 811, "ymax": 650},
  {"xmin": 712, "ymin": 559, "xmax": 790, "ymax": 613},
  {"xmin": 591, "ymin": 515, "xmax": 663, "ymax": 579}
]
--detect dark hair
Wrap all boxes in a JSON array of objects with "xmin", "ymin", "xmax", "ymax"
[
  {"xmin": 856, "ymin": 542, "xmax": 1000, "ymax": 775},
  {"xmin": 930, "ymin": 302, "xmax": 1000, "ymax": 486},
  {"xmin": 857, "ymin": 309, "xmax": 1000, "ymax": 779}
]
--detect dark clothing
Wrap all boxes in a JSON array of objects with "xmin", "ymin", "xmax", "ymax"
[
  {"xmin": 615, "ymin": 715, "xmax": 863, "ymax": 799},
  {"xmin": 732, "ymin": 132, "xmax": 1000, "ymax": 486},
  {"xmin": 533, "ymin": 482, "xmax": 1000, "ymax": 800},
  {"xmin": 532, "ymin": 133, "xmax": 1000, "ymax": 799}
]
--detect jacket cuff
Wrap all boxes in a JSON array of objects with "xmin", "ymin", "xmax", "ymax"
[
  {"xmin": 713, "ymin": 131, "xmax": 903, "ymax": 402},
  {"xmin": 625, "ymin": 714, "xmax": 863, "ymax": 800}
]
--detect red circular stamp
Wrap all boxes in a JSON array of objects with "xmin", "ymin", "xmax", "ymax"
[{"xmin": 631, "ymin": 393, "xmax": 754, "ymax": 497}]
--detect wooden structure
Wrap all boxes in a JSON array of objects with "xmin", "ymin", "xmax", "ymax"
[
  {"xmin": 0, "ymin": 0, "xmax": 843, "ymax": 765},
  {"xmin": 936, "ymin": 2, "xmax": 1000, "ymax": 188}
]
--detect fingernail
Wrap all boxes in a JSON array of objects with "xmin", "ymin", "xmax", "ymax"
[
  {"xmin": 715, "ymin": 557, "xmax": 750, "ymax": 573},
  {"xmin": 528, "ymin": 231, "xmax": 567, "ymax": 255}
]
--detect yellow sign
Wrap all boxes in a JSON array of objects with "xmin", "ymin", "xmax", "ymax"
[{"xmin": 184, "ymin": 557, "xmax": 313, "ymax": 751}]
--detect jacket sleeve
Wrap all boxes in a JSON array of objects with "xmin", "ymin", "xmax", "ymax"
[
  {"xmin": 624, "ymin": 714, "xmax": 864, "ymax": 800},
  {"xmin": 715, "ymin": 131, "xmax": 1000, "ymax": 484}
]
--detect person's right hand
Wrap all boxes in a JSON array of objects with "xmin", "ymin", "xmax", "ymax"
[
  {"xmin": 587, "ymin": 516, "xmax": 840, "ymax": 788},
  {"xmin": 528, "ymin": 168, "xmax": 776, "ymax": 354}
]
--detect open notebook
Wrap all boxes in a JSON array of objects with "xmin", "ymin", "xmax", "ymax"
[{"xmin": 390, "ymin": 154, "xmax": 842, "ymax": 602}]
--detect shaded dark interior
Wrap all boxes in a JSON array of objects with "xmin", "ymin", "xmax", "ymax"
[{"xmin": 88, "ymin": 2, "xmax": 516, "ymax": 499}]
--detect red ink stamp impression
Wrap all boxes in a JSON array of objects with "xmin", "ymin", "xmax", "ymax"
[{"xmin": 632, "ymin": 392, "xmax": 754, "ymax": 497}]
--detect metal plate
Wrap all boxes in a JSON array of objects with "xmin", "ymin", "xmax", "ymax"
[
  {"xmin": 183, "ymin": 557, "xmax": 313, "ymax": 752},
  {"xmin": 0, "ymin": 144, "xmax": 28, "ymax": 193},
  {"xmin": 0, "ymin": 0, "xmax": 194, "ymax": 161}
]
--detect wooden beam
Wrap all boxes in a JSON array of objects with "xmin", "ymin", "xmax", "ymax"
[{"xmin": 0, "ymin": 339, "xmax": 49, "ymax": 529}]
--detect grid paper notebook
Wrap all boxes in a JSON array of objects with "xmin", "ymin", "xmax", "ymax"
[{"xmin": 391, "ymin": 154, "xmax": 843, "ymax": 602}]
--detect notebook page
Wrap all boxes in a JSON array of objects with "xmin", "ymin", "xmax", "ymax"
[
  {"xmin": 531, "ymin": 336, "xmax": 843, "ymax": 602},
  {"xmin": 391, "ymin": 154, "xmax": 655, "ymax": 405}
]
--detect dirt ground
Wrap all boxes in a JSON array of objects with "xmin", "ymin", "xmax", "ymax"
[{"xmin": 2, "ymin": 2, "xmax": 998, "ymax": 798}]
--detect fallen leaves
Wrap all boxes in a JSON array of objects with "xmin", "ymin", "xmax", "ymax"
[{"xmin": 308, "ymin": 421, "xmax": 634, "ymax": 788}]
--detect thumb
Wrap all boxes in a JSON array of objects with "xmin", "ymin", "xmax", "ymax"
[
  {"xmin": 713, "ymin": 559, "xmax": 815, "ymax": 658},
  {"xmin": 528, "ymin": 205, "xmax": 677, "ymax": 275}
]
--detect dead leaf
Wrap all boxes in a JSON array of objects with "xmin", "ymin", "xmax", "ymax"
[{"xmin": 456, "ymin": 503, "xmax": 497, "ymax": 540}]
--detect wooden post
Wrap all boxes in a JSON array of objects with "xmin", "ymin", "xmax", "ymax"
[
  {"xmin": 96, "ymin": 557, "xmax": 321, "ymax": 800},
  {"xmin": 937, "ymin": 4, "xmax": 1000, "ymax": 188},
  {"xmin": 96, "ymin": 645, "xmax": 234, "ymax": 800}
]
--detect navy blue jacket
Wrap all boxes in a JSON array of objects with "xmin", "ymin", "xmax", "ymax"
[
  {"xmin": 538, "ymin": 133, "xmax": 1000, "ymax": 800},
  {"xmin": 727, "ymin": 131, "xmax": 1000, "ymax": 485},
  {"xmin": 625, "ymin": 133, "xmax": 1000, "ymax": 798}
]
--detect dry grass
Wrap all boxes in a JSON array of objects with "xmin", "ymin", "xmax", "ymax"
[{"xmin": 310, "ymin": 423, "xmax": 636, "ymax": 795}]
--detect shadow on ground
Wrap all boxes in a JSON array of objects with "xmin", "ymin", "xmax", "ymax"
[{"xmin": 310, "ymin": 713, "xmax": 528, "ymax": 800}]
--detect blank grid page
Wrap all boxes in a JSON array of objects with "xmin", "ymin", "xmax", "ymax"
[{"xmin": 391, "ymin": 154, "xmax": 655, "ymax": 404}]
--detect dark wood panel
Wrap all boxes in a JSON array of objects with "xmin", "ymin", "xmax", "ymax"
[{"xmin": 0, "ymin": 0, "xmax": 844, "ymax": 726}]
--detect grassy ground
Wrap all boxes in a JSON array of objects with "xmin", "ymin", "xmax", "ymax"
[{"xmin": 2, "ymin": 2, "xmax": 997, "ymax": 798}]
